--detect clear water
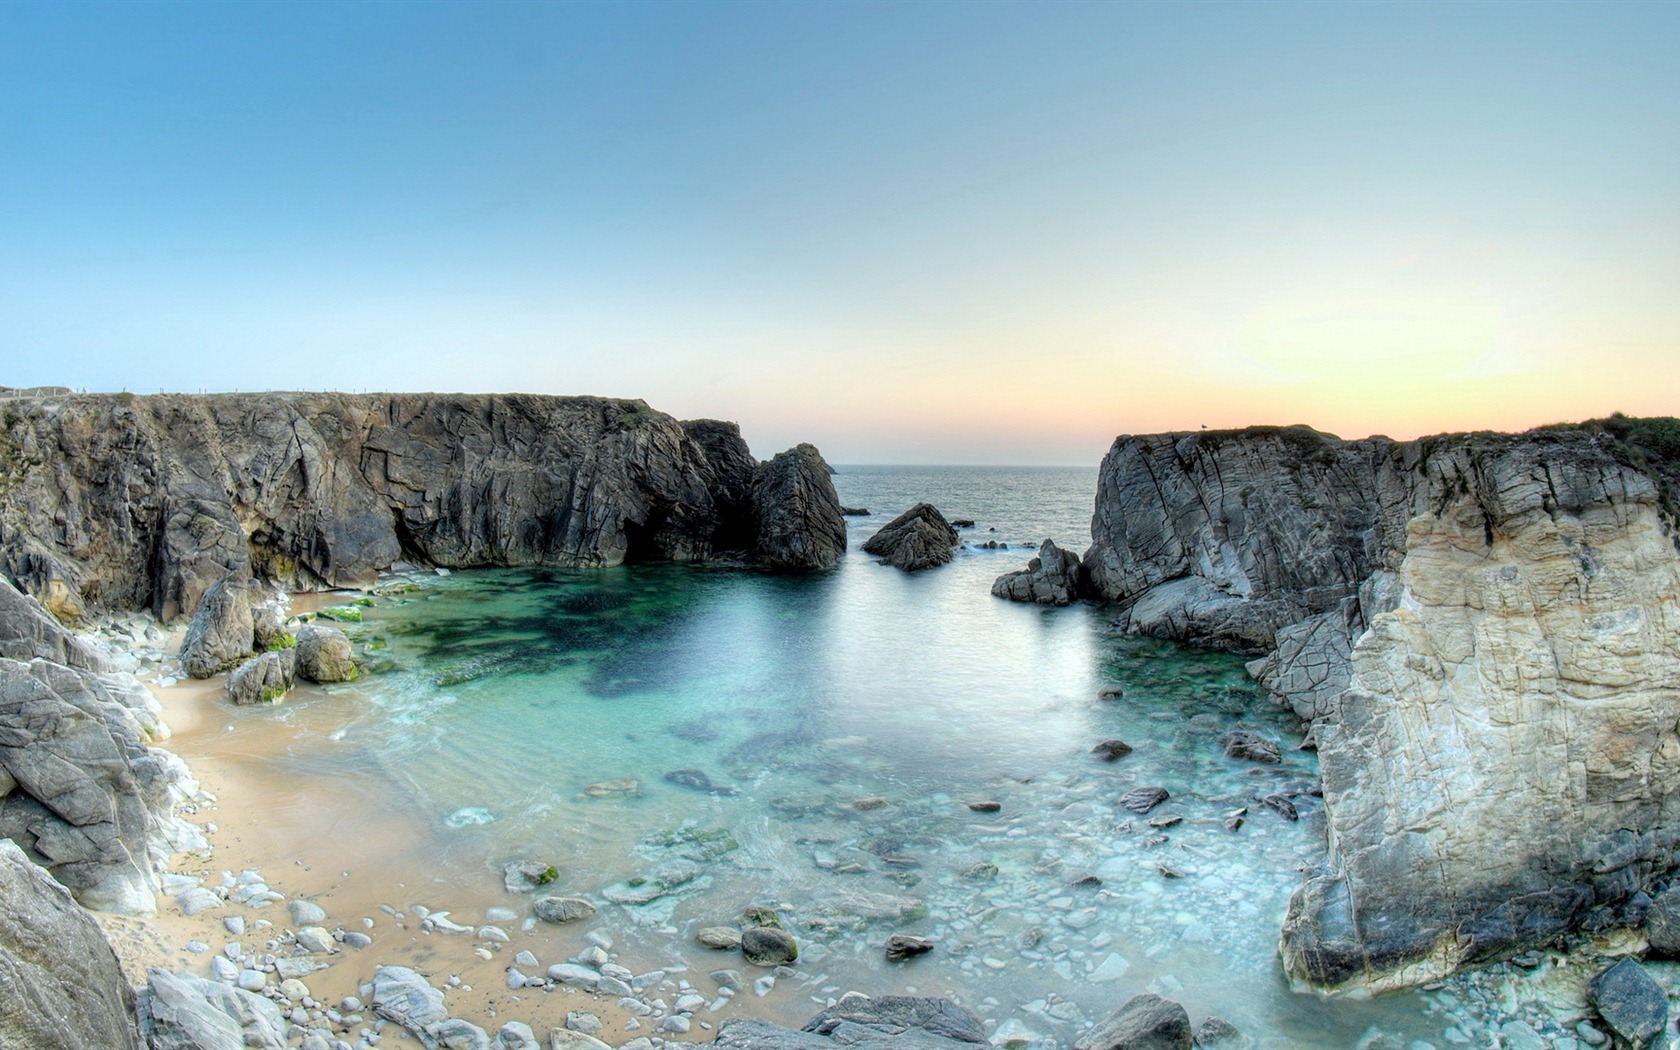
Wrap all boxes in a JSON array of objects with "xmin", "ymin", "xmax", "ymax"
[{"xmin": 310, "ymin": 466, "xmax": 1446, "ymax": 1046}]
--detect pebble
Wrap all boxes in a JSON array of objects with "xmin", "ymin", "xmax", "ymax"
[
  {"xmin": 238, "ymin": 969, "xmax": 267, "ymax": 991},
  {"xmin": 514, "ymin": 951, "xmax": 540, "ymax": 969},
  {"xmin": 224, "ymin": 916, "xmax": 246, "ymax": 936}
]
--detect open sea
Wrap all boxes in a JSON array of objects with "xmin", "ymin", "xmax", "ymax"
[{"xmin": 228, "ymin": 466, "xmax": 1466, "ymax": 1047}]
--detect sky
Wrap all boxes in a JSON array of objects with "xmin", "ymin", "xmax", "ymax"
[{"xmin": 1, "ymin": 1, "xmax": 1676, "ymax": 464}]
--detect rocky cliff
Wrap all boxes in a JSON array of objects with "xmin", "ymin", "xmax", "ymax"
[
  {"xmin": 1004, "ymin": 416, "xmax": 1680, "ymax": 993},
  {"xmin": 0, "ymin": 392, "xmax": 846, "ymax": 623}
]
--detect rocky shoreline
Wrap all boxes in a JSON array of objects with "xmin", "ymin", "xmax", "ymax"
[
  {"xmin": 7, "ymin": 395, "xmax": 1680, "ymax": 1047},
  {"xmin": 993, "ymin": 417, "xmax": 1680, "ymax": 1006}
]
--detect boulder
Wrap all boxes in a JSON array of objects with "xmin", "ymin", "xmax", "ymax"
[
  {"xmin": 862, "ymin": 503, "xmax": 960, "ymax": 572},
  {"xmin": 696, "ymin": 926, "xmax": 742, "ymax": 950},
  {"xmin": 741, "ymin": 925, "xmax": 798, "ymax": 966},
  {"xmin": 294, "ymin": 623, "xmax": 356, "ymax": 683},
  {"xmin": 371, "ymin": 965, "xmax": 448, "ymax": 1038},
  {"xmin": 179, "ymin": 573, "xmax": 260, "ymax": 678},
  {"xmin": 992, "ymin": 538, "xmax": 1085, "ymax": 605},
  {"xmin": 715, "ymin": 994, "xmax": 987, "ymax": 1050},
  {"xmin": 137, "ymin": 968, "xmax": 288, "ymax": 1050},
  {"xmin": 1587, "ymin": 958, "xmax": 1668, "ymax": 1050},
  {"xmin": 1222, "ymin": 729, "xmax": 1281, "ymax": 764},
  {"xmin": 0, "ymin": 838, "xmax": 143, "ymax": 1050},
  {"xmin": 225, "ymin": 649, "xmax": 295, "ymax": 705},
  {"xmin": 751, "ymin": 444, "xmax": 847, "ymax": 570},
  {"xmin": 533, "ymin": 896, "xmax": 596, "ymax": 924},
  {"xmin": 1073, "ymin": 994, "xmax": 1192, "ymax": 1050}
]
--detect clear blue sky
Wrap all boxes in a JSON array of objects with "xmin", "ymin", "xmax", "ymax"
[{"xmin": 2, "ymin": 1, "xmax": 1676, "ymax": 462}]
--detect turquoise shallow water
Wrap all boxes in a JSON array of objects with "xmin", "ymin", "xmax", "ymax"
[{"xmin": 305, "ymin": 467, "xmax": 1452, "ymax": 1046}]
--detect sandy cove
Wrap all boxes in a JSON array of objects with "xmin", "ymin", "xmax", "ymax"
[{"xmin": 90, "ymin": 591, "xmax": 815, "ymax": 1050}]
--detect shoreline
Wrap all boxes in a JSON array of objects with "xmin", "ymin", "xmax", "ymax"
[
  {"xmin": 59, "ymin": 567, "xmax": 1665, "ymax": 1050},
  {"xmin": 96, "ymin": 591, "xmax": 744, "ymax": 1048}
]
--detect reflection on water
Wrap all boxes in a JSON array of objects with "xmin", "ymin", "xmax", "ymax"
[{"xmin": 247, "ymin": 467, "xmax": 1449, "ymax": 1046}]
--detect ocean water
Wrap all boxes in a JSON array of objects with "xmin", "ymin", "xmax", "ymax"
[{"xmin": 295, "ymin": 466, "xmax": 1450, "ymax": 1046}]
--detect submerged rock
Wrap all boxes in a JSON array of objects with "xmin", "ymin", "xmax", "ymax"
[
  {"xmin": 1222, "ymin": 729, "xmax": 1281, "ymax": 764},
  {"xmin": 1073, "ymin": 993, "xmax": 1191, "ymax": 1050},
  {"xmin": 992, "ymin": 538, "xmax": 1084, "ymax": 605},
  {"xmin": 862, "ymin": 503, "xmax": 961, "ymax": 572},
  {"xmin": 1118, "ymin": 786, "xmax": 1169, "ymax": 814},
  {"xmin": 1091, "ymin": 739, "xmax": 1133, "ymax": 761},
  {"xmin": 715, "ymin": 994, "xmax": 987, "ymax": 1050},
  {"xmin": 740, "ymin": 925, "xmax": 798, "ymax": 966},
  {"xmin": 885, "ymin": 934, "xmax": 935, "ymax": 961},
  {"xmin": 663, "ymin": 768, "xmax": 737, "ymax": 795}
]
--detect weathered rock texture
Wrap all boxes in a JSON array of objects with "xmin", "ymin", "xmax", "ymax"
[
  {"xmin": 0, "ymin": 838, "xmax": 143, "ymax": 1050},
  {"xmin": 751, "ymin": 443, "xmax": 848, "ymax": 571},
  {"xmin": 862, "ymin": 503, "xmax": 961, "ymax": 571},
  {"xmin": 0, "ymin": 657, "xmax": 199, "ymax": 915},
  {"xmin": 137, "ymin": 968, "xmax": 288, "ymax": 1050},
  {"xmin": 1006, "ymin": 417, "xmax": 1680, "ymax": 992},
  {"xmin": 715, "ymin": 994, "xmax": 987, "ymax": 1050},
  {"xmin": 0, "ymin": 574, "xmax": 111, "ymax": 673},
  {"xmin": 0, "ymin": 392, "xmax": 845, "ymax": 622},
  {"xmin": 991, "ymin": 538, "xmax": 1084, "ymax": 604}
]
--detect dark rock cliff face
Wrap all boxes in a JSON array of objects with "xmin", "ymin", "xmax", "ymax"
[
  {"xmin": 0, "ymin": 392, "xmax": 845, "ymax": 622},
  {"xmin": 999, "ymin": 419, "xmax": 1680, "ymax": 993}
]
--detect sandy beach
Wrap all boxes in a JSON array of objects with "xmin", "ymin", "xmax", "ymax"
[{"xmin": 95, "ymin": 597, "xmax": 755, "ymax": 1049}]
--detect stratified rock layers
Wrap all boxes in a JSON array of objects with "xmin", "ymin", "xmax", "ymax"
[
  {"xmin": 1028, "ymin": 422, "xmax": 1680, "ymax": 992},
  {"xmin": 0, "ymin": 392, "xmax": 845, "ymax": 622}
]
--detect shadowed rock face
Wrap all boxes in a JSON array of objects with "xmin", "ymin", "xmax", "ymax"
[
  {"xmin": 751, "ymin": 444, "xmax": 848, "ymax": 571},
  {"xmin": 715, "ymin": 994, "xmax": 987, "ymax": 1050},
  {"xmin": 862, "ymin": 503, "xmax": 961, "ymax": 572},
  {"xmin": 0, "ymin": 392, "xmax": 844, "ymax": 620},
  {"xmin": 998, "ymin": 420, "xmax": 1680, "ymax": 992},
  {"xmin": 0, "ymin": 838, "xmax": 143, "ymax": 1050}
]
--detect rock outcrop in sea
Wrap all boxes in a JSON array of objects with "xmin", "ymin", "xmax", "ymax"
[
  {"xmin": 0, "ymin": 392, "xmax": 847, "ymax": 624},
  {"xmin": 861, "ymin": 503, "xmax": 961, "ymax": 571},
  {"xmin": 991, "ymin": 537, "xmax": 1084, "ymax": 604},
  {"xmin": 995, "ymin": 417, "xmax": 1680, "ymax": 993}
]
